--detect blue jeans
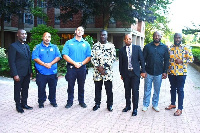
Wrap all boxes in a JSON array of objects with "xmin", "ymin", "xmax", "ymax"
[
  {"xmin": 143, "ymin": 73, "xmax": 162, "ymax": 107},
  {"xmin": 168, "ymin": 75, "xmax": 186, "ymax": 110}
]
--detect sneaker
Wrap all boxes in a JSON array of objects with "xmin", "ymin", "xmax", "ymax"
[
  {"xmin": 152, "ymin": 106, "xmax": 160, "ymax": 112},
  {"xmin": 79, "ymin": 102, "xmax": 87, "ymax": 108},
  {"xmin": 142, "ymin": 106, "xmax": 148, "ymax": 112},
  {"xmin": 39, "ymin": 103, "xmax": 44, "ymax": 108}
]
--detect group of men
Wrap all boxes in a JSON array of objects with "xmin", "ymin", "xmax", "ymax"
[{"xmin": 8, "ymin": 27, "xmax": 193, "ymax": 117}]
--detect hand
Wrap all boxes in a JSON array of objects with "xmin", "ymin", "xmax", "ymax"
[
  {"xmin": 121, "ymin": 75, "xmax": 123, "ymax": 80},
  {"xmin": 162, "ymin": 73, "xmax": 167, "ymax": 79},
  {"xmin": 97, "ymin": 66, "xmax": 106, "ymax": 75},
  {"xmin": 74, "ymin": 62, "xmax": 81, "ymax": 68},
  {"xmin": 175, "ymin": 59, "xmax": 183, "ymax": 64},
  {"xmin": 45, "ymin": 63, "xmax": 52, "ymax": 69},
  {"xmin": 14, "ymin": 75, "xmax": 20, "ymax": 82},
  {"xmin": 140, "ymin": 73, "xmax": 146, "ymax": 78}
]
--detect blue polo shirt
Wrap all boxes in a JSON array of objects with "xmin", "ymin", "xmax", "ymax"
[
  {"xmin": 32, "ymin": 42, "xmax": 61, "ymax": 75},
  {"xmin": 62, "ymin": 37, "xmax": 91, "ymax": 62}
]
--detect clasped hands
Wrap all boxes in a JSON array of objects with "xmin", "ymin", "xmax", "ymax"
[
  {"xmin": 43, "ymin": 63, "xmax": 52, "ymax": 69},
  {"xmin": 97, "ymin": 66, "xmax": 106, "ymax": 75}
]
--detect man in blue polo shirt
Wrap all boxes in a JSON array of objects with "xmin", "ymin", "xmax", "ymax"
[
  {"xmin": 62, "ymin": 26, "xmax": 91, "ymax": 109},
  {"xmin": 32, "ymin": 32, "xmax": 61, "ymax": 108}
]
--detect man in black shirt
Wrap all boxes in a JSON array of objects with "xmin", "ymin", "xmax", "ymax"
[{"xmin": 142, "ymin": 31, "xmax": 169, "ymax": 112}]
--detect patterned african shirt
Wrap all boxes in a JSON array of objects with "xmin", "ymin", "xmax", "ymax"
[
  {"xmin": 168, "ymin": 44, "xmax": 193, "ymax": 76},
  {"xmin": 91, "ymin": 41, "xmax": 116, "ymax": 81}
]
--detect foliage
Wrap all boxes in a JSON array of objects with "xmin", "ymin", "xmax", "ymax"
[
  {"xmin": 0, "ymin": 0, "xmax": 33, "ymax": 47},
  {"xmin": 0, "ymin": 47, "xmax": 10, "ymax": 76},
  {"xmin": 144, "ymin": 0, "xmax": 172, "ymax": 45},
  {"xmin": 57, "ymin": 45, "xmax": 67, "ymax": 75},
  {"xmin": 31, "ymin": 6, "xmax": 48, "ymax": 23},
  {"xmin": 84, "ymin": 35, "xmax": 94, "ymax": 68},
  {"xmin": 47, "ymin": 0, "xmax": 169, "ymax": 29},
  {"xmin": 192, "ymin": 46, "xmax": 200, "ymax": 61},
  {"xmin": 29, "ymin": 24, "xmax": 60, "ymax": 51}
]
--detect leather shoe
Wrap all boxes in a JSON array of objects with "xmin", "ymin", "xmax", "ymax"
[
  {"xmin": 39, "ymin": 103, "xmax": 44, "ymax": 108},
  {"xmin": 22, "ymin": 105, "xmax": 33, "ymax": 110},
  {"xmin": 122, "ymin": 106, "xmax": 131, "ymax": 112},
  {"xmin": 132, "ymin": 109, "xmax": 137, "ymax": 116},
  {"xmin": 16, "ymin": 107, "xmax": 24, "ymax": 113},
  {"xmin": 79, "ymin": 102, "xmax": 87, "ymax": 108},
  {"xmin": 65, "ymin": 103, "xmax": 73, "ymax": 108},
  {"xmin": 107, "ymin": 105, "xmax": 113, "ymax": 112},
  {"xmin": 93, "ymin": 105, "xmax": 100, "ymax": 111},
  {"xmin": 50, "ymin": 103, "xmax": 58, "ymax": 107}
]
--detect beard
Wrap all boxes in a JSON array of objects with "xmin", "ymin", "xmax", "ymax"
[
  {"xmin": 174, "ymin": 41, "xmax": 181, "ymax": 46},
  {"xmin": 153, "ymin": 39, "xmax": 161, "ymax": 43}
]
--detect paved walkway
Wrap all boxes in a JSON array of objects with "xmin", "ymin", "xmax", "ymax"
[{"xmin": 0, "ymin": 60, "xmax": 200, "ymax": 133}]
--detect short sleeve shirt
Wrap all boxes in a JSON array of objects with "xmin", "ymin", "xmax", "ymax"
[
  {"xmin": 62, "ymin": 37, "xmax": 91, "ymax": 62},
  {"xmin": 32, "ymin": 42, "xmax": 61, "ymax": 75}
]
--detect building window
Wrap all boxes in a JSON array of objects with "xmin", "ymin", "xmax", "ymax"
[
  {"xmin": 55, "ymin": 16, "xmax": 60, "ymax": 25},
  {"xmin": 86, "ymin": 16, "xmax": 94, "ymax": 24},
  {"xmin": 37, "ymin": 17, "xmax": 46, "ymax": 24},
  {"xmin": 37, "ymin": 0, "xmax": 47, "ymax": 8},
  {"xmin": 24, "ymin": 13, "xmax": 33, "ymax": 24}
]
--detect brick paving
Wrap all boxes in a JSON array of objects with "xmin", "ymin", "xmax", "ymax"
[{"xmin": 0, "ymin": 60, "xmax": 200, "ymax": 133}]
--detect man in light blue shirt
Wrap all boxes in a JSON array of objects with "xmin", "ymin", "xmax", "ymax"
[
  {"xmin": 32, "ymin": 32, "xmax": 61, "ymax": 108},
  {"xmin": 62, "ymin": 26, "xmax": 91, "ymax": 109}
]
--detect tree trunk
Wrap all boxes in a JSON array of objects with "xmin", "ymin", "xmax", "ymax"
[{"xmin": 1, "ymin": 14, "xmax": 5, "ymax": 48}]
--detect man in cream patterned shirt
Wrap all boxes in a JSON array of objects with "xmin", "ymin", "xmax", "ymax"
[{"xmin": 91, "ymin": 30, "xmax": 116, "ymax": 112}]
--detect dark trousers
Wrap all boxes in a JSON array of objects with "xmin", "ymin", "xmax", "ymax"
[
  {"xmin": 36, "ymin": 73, "xmax": 57, "ymax": 104},
  {"xmin": 168, "ymin": 75, "xmax": 186, "ymax": 110},
  {"xmin": 94, "ymin": 80, "xmax": 113, "ymax": 106},
  {"xmin": 123, "ymin": 71, "xmax": 140, "ymax": 109},
  {"xmin": 65, "ymin": 65, "xmax": 86, "ymax": 104},
  {"xmin": 14, "ymin": 74, "xmax": 30, "ymax": 107}
]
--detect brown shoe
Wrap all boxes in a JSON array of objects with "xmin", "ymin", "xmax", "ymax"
[
  {"xmin": 165, "ymin": 105, "xmax": 176, "ymax": 110},
  {"xmin": 174, "ymin": 109, "xmax": 182, "ymax": 116}
]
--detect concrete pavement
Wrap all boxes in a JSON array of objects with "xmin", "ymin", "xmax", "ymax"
[{"xmin": 0, "ymin": 60, "xmax": 200, "ymax": 133}]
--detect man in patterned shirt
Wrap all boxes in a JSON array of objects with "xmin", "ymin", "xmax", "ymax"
[
  {"xmin": 91, "ymin": 30, "xmax": 116, "ymax": 112},
  {"xmin": 165, "ymin": 33, "xmax": 193, "ymax": 116}
]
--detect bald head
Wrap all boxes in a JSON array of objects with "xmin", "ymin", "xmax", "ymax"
[
  {"xmin": 17, "ymin": 29, "xmax": 27, "ymax": 43},
  {"xmin": 124, "ymin": 34, "xmax": 132, "ymax": 46},
  {"xmin": 174, "ymin": 33, "xmax": 182, "ymax": 46},
  {"xmin": 153, "ymin": 31, "xmax": 162, "ymax": 44},
  {"xmin": 42, "ymin": 32, "xmax": 51, "ymax": 45}
]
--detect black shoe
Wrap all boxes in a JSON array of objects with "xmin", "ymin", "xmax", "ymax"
[
  {"xmin": 132, "ymin": 109, "xmax": 137, "ymax": 116},
  {"xmin": 16, "ymin": 107, "xmax": 24, "ymax": 113},
  {"xmin": 65, "ymin": 103, "xmax": 73, "ymax": 108},
  {"xmin": 93, "ymin": 105, "xmax": 100, "ymax": 111},
  {"xmin": 122, "ymin": 106, "xmax": 131, "ymax": 112},
  {"xmin": 39, "ymin": 103, "xmax": 44, "ymax": 108},
  {"xmin": 107, "ymin": 105, "xmax": 113, "ymax": 112},
  {"xmin": 22, "ymin": 105, "xmax": 33, "ymax": 110},
  {"xmin": 79, "ymin": 102, "xmax": 87, "ymax": 108},
  {"xmin": 50, "ymin": 103, "xmax": 58, "ymax": 107}
]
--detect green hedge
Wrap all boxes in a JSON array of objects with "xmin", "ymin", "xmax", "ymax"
[{"xmin": 192, "ymin": 46, "xmax": 200, "ymax": 60}]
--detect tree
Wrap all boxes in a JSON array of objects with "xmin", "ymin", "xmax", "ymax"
[
  {"xmin": 144, "ymin": 0, "xmax": 172, "ymax": 45},
  {"xmin": 48, "ymin": 0, "xmax": 162, "ymax": 29},
  {"xmin": 0, "ymin": 0, "xmax": 32, "ymax": 48}
]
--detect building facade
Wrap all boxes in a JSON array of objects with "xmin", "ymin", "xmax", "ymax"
[{"xmin": 0, "ymin": 0, "xmax": 145, "ymax": 50}]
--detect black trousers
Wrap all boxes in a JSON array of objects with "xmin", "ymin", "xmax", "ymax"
[
  {"xmin": 14, "ymin": 74, "xmax": 30, "ymax": 107},
  {"xmin": 123, "ymin": 71, "xmax": 140, "ymax": 109},
  {"xmin": 94, "ymin": 80, "xmax": 113, "ymax": 106}
]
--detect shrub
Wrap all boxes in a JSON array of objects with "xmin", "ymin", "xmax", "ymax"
[
  {"xmin": 192, "ymin": 46, "xmax": 200, "ymax": 64},
  {"xmin": 0, "ymin": 47, "xmax": 10, "ymax": 76}
]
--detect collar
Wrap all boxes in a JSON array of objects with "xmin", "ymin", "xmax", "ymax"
[{"xmin": 41, "ymin": 41, "xmax": 52, "ymax": 47}]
